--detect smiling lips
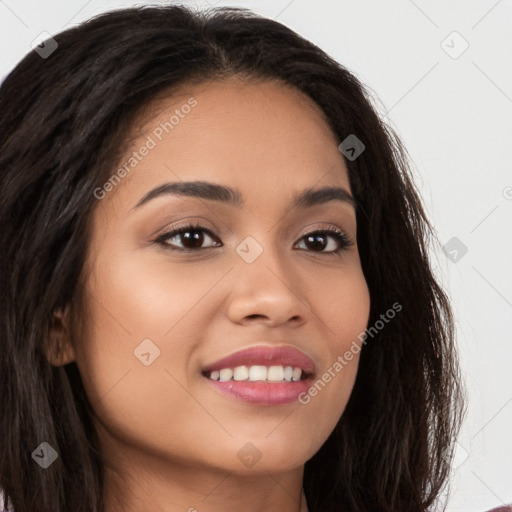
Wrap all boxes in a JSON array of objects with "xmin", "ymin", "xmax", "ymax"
[{"xmin": 202, "ymin": 345, "xmax": 316, "ymax": 406}]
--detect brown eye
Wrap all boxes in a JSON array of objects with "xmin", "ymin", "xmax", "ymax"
[
  {"xmin": 294, "ymin": 228, "xmax": 352, "ymax": 254},
  {"xmin": 156, "ymin": 224, "xmax": 221, "ymax": 251}
]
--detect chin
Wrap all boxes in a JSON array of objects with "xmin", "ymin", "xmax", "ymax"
[{"xmin": 222, "ymin": 436, "xmax": 318, "ymax": 475}]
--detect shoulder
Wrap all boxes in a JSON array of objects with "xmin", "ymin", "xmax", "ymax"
[{"xmin": 485, "ymin": 506, "xmax": 512, "ymax": 512}]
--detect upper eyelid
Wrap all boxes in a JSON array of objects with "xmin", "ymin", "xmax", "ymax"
[{"xmin": 154, "ymin": 224, "xmax": 218, "ymax": 243}]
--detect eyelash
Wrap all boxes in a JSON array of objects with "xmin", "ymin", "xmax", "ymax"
[{"xmin": 154, "ymin": 222, "xmax": 353, "ymax": 256}]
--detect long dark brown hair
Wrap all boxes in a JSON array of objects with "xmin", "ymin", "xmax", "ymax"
[{"xmin": 0, "ymin": 5, "xmax": 464, "ymax": 512}]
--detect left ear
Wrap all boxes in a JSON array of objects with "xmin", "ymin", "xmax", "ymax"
[{"xmin": 45, "ymin": 306, "xmax": 76, "ymax": 366}]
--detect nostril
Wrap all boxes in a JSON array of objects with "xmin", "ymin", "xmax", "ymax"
[{"xmin": 246, "ymin": 314, "xmax": 266, "ymax": 320}]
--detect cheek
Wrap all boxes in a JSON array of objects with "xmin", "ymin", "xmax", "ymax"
[
  {"xmin": 73, "ymin": 256, "xmax": 225, "ymax": 458},
  {"xmin": 73, "ymin": 249, "xmax": 234, "ymax": 423},
  {"xmin": 88, "ymin": 249, "xmax": 229, "ymax": 335},
  {"xmin": 75, "ymin": 257, "xmax": 179, "ymax": 376},
  {"xmin": 77, "ymin": 248, "xmax": 235, "ymax": 386},
  {"xmin": 295, "ymin": 264, "xmax": 370, "ymax": 433},
  {"xmin": 308, "ymin": 260, "xmax": 371, "ymax": 352}
]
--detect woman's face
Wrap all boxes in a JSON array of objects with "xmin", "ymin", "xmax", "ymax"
[{"xmin": 61, "ymin": 78, "xmax": 370, "ymax": 484}]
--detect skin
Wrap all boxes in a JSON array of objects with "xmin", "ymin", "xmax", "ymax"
[{"xmin": 49, "ymin": 77, "xmax": 371, "ymax": 512}]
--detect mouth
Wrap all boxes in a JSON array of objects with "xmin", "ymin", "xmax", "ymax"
[{"xmin": 201, "ymin": 345, "xmax": 316, "ymax": 406}]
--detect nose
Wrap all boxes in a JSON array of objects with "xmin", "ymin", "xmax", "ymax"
[{"xmin": 225, "ymin": 247, "xmax": 309, "ymax": 328}]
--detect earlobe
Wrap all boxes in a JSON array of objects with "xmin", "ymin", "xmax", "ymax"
[{"xmin": 45, "ymin": 306, "xmax": 76, "ymax": 366}]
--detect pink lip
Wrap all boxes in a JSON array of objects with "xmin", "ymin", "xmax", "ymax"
[
  {"xmin": 201, "ymin": 345, "xmax": 316, "ymax": 406},
  {"xmin": 204, "ymin": 378, "xmax": 314, "ymax": 406},
  {"xmin": 202, "ymin": 345, "xmax": 316, "ymax": 374}
]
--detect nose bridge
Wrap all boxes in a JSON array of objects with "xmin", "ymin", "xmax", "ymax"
[
  {"xmin": 226, "ymin": 232, "xmax": 309, "ymax": 325},
  {"xmin": 235, "ymin": 232, "xmax": 294, "ymax": 289}
]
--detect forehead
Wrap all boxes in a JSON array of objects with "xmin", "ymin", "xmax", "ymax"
[{"xmin": 103, "ymin": 77, "xmax": 351, "ymax": 210}]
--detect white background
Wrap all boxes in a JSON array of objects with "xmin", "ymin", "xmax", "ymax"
[{"xmin": 1, "ymin": 1, "xmax": 511, "ymax": 510}]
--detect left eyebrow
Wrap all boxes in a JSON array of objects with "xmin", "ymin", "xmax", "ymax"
[
  {"xmin": 293, "ymin": 185, "xmax": 356, "ymax": 210},
  {"xmin": 132, "ymin": 180, "xmax": 356, "ymax": 211}
]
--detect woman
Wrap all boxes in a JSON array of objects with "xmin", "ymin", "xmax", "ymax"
[{"xmin": 0, "ymin": 5, "xmax": 504, "ymax": 512}]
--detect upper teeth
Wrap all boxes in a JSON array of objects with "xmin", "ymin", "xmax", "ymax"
[{"xmin": 208, "ymin": 365, "xmax": 303, "ymax": 382}]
